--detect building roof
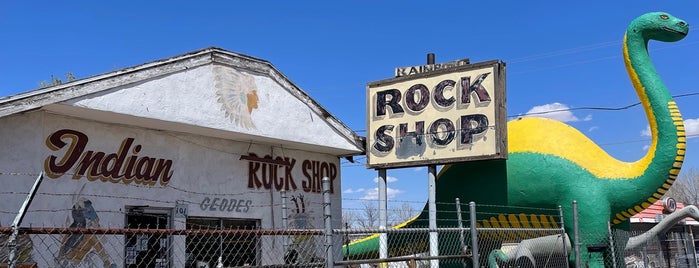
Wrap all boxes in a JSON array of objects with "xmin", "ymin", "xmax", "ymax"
[
  {"xmin": 0, "ymin": 47, "xmax": 365, "ymax": 157},
  {"xmin": 631, "ymin": 199, "xmax": 699, "ymax": 225}
]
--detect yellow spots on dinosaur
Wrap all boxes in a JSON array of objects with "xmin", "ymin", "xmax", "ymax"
[
  {"xmin": 508, "ymin": 215, "xmax": 521, "ymax": 228},
  {"xmin": 621, "ymin": 211, "xmax": 632, "ymax": 218},
  {"xmin": 519, "ymin": 214, "xmax": 532, "ymax": 228}
]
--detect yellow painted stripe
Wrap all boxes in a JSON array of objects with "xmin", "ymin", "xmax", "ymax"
[
  {"xmin": 653, "ymin": 193, "xmax": 663, "ymax": 199},
  {"xmin": 508, "ymin": 214, "xmax": 521, "ymax": 228},
  {"xmin": 540, "ymin": 215, "xmax": 552, "ymax": 228},
  {"xmin": 648, "ymin": 197, "xmax": 658, "ymax": 203},
  {"xmin": 621, "ymin": 211, "xmax": 632, "ymax": 218},
  {"xmin": 642, "ymin": 202, "xmax": 652, "ymax": 209},
  {"xmin": 673, "ymin": 162, "xmax": 683, "ymax": 168},
  {"xmin": 677, "ymin": 143, "xmax": 687, "ymax": 149},
  {"xmin": 612, "ymin": 219, "xmax": 621, "ymax": 225},
  {"xmin": 627, "ymin": 208, "xmax": 636, "ymax": 215},
  {"xmin": 490, "ymin": 217, "xmax": 501, "ymax": 228},
  {"xmin": 616, "ymin": 213, "xmax": 626, "ymax": 221},
  {"xmin": 519, "ymin": 214, "xmax": 532, "ymax": 228},
  {"xmin": 482, "ymin": 220, "xmax": 492, "ymax": 228},
  {"xmin": 498, "ymin": 215, "xmax": 510, "ymax": 228},
  {"xmin": 670, "ymin": 169, "xmax": 680, "ymax": 175},
  {"xmin": 658, "ymin": 188, "xmax": 668, "ymax": 194},
  {"xmin": 530, "ymin": 215, "xmax": 542, "ymax": 228},
  {"xmin": 676, "ymin": 156, "xmax": 685, "ymax": 161},
  {"xmin": 549, "ymin": 216, "xmax": 559, "ymax": 228}
]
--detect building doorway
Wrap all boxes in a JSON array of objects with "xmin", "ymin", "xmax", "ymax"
[{"xmin": 125, "ymin": 207, "xmax": 171, "ymax": 268}]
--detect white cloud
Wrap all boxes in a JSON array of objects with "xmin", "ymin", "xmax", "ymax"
[
  {"xmin": 583, "ymin": 114, "xmax": 593, "ymax": 121},
  {"xmin": 643, "ymin": 145, "xmax": 650, "ymax": 151},
  {"xmin": 343, "ymin": 188, "xmax": 365, "ymax": 194},
  {"xmin": 641, "ymin": 118, "xmax": 699, "ymax": 138},
  {"xmin": 588, "ymin": 126, "xmax": 599, "ymax": 132},
  {"xmin": 373, "ymin": 176, "xmax": 398, "ymax": 183},
  {"xmin": 521, "ymin": 102, "xmax": 580, "ymax": 122},
  {"xmin": 413, "ymin": 167, "xmax": 426, "ymax": 172},
  {"xmin": 360, "ymin": 187, "xmax": 403, "ymax": 200},
  {"xmin": 684, "ymin": 118, "xmax": 699, "ymax": 138}
]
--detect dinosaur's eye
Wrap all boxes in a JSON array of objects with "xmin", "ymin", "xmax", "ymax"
[{"xmin": 660, "ymin": 14, "xmax": 669, "ymax": 20}]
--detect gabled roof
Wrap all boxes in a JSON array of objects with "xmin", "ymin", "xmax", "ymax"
[{"xmin": 0, "ymin": 47, "xmax": 365, "ymax": 156}]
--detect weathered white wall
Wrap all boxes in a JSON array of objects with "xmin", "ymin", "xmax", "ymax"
[{"xmin": 0, "ymin": 111, "xmax": 343, "ymax": 267}]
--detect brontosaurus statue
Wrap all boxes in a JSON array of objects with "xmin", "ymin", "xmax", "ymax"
[{"xmin": 345, "ymin": 12, "xmax": 689, "ymax": 268}]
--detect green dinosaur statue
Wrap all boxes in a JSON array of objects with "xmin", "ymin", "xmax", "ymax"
[{"xmin": 345, "ymin": 12, "xmax": 689, "ymax": 268}]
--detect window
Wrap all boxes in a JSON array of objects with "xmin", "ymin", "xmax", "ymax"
[{"xmin": 186, "ymin": 218, "xmax": 259, "ymax": 267}]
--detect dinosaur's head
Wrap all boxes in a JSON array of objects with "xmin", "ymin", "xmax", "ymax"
[{"xmin": 629, "ymin": 12, "xmax": 689, "ymax": 42}]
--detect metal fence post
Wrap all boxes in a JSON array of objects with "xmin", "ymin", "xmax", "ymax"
[
  {"xmin": 573, "ymin": 200, "xmax": 580, "ymax": 268},
  {"xmin": 9, "ymin": 172, "xmax": 43, "ymax": 268},
  {"xmin": 558, "ymin": 205, "xmax": 569, "ymax": 263},
  {"xmin": 455, "ymin": 198, "xmax": 467, "ymax": 268},
  {"xmin": 322, "ymin": 177, "xmax": 333, "ymax": 267},
  {"xmin": 428, "ymin": 165, "xmax": 439, "ymax": 268},
  {"xmin": 378, "ymin": 169, "xmax": 388, "ymax": 267},
  {"xmin": 281, "ymin": 189, "xmax": 288, "ymax": 253},
  {"xmin": 469, "ymin": 202, "xmax": 479, "ymax": 268},
  {"xmin": 607, "ymin": 222, "xmax": 617, "ymax": 268}
]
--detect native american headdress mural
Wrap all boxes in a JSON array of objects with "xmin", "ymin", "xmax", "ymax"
[{"xmin": 214, "ymin": 66, "xmax": 259, "ymax": 130}]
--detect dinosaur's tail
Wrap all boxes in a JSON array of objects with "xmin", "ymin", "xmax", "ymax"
[{"xmin": 342, "ymin": 213, "xmax": 427, "ymax": 259}]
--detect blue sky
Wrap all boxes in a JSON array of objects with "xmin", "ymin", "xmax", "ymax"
[{"xmin": 2, "ymin": 1, "xmax": 699, "ymax": 212}]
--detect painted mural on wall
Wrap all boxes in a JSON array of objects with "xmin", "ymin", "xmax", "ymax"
[
  {"xmin": 55, "ymin": 186, "xmax": 116, "ymax": 268},
  {"xmin": 284, "ymin": 194, "xmax": 322, "ymax": 264},
  {"xmin": 214, "ymin": 66, "xmax": 259, "ymax": 130}
]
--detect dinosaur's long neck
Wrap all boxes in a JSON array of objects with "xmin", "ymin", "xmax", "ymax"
[{"xmin": 611, "ymin": 30, "xmax": 685, "ymax": 225}]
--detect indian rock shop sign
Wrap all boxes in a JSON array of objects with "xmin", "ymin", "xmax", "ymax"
[{"xmin": 367, "ymin": 60, "xmax": 507, "ymax": 169}]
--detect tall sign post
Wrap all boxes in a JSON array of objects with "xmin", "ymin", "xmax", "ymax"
[{"xmin": 366, "ymin": 54, "xmax": 507, "ymax": 267}]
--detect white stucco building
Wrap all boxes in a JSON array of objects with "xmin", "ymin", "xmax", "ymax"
[{"xmin": 0, "ymin": 47, "xmax": 364, "ymax": 267}]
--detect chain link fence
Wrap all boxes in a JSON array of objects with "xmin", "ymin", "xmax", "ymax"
[
  {"xmin": 2, "ymin": 175, "xmax": 698, "ymax": 267},
  {"xmin": 336, "ymin": 202, "xmax": 569, "ymax": 268},
  {"xmin": 1, "ymin": 226, "xmax": 328, "ymax": 268}
]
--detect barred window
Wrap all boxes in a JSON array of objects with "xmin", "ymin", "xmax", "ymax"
[{"xmin": 185, "ymin": 218, "xmax": 259, "ymax": 267}]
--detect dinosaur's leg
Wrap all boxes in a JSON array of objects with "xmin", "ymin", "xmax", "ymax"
[{"xmin": 572, "ymin": 204, "xmax": 613, "ymax": 268}]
